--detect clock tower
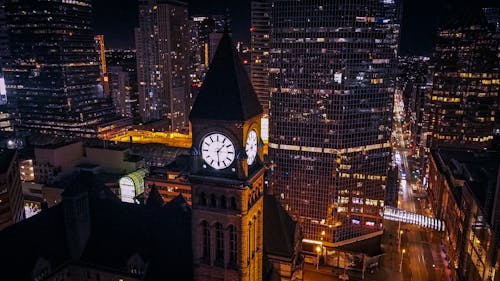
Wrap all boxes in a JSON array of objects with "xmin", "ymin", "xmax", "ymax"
[{"xmin": 189, "ymin": 31, "xmax": 265, "ymax": 281}]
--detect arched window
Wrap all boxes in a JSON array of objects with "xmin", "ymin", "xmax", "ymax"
[
  {"xmin": 230, "ymin": 197, "xmax": 237, "ymax": 210},
  {"xmin": 220, "ymin": 195, "xmax": 227, "ymax": 209},
  {"xmin": 211, "ymin": 194, "xmax": 217, "ymax": 208},
  {"xmin": 229, "ymin": 225, "xmax": 237, "ymax": 265},
  {"xmin": 201, "ymin": 221, "xmax": 210, "ymax": 263},
  {"xmin": 215, "ymin": 223, "xmax": 224, "ymax": 264},
  {"xmin": 200, "ymin": 192, "xmax": 207, "ymax": 206}
]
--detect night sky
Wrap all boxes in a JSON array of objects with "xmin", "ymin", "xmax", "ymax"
[{"xmin": 92, "ymin": 0, "xmax": 499, "ymax": 56}]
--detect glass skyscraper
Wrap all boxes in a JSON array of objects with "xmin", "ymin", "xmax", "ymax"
[
  {"xmin": 3, "ymin": 0, "xmax": 117, "ymax": 138},
  {"xmin": 268, "ymin": 0, "xmax": 401, "ymax": 243}
]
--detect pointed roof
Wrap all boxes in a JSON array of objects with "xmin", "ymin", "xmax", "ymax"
[
  {"xmin": 263, "ymin": 195, "xmax": 298, "ymax": 258},
  {"xmin": 146, "ymin": 184, "xmax": 164, "ymax": 208},
  {"xmin": 189, "ymin": 32, "xmax": 263, "ymax": 121}
]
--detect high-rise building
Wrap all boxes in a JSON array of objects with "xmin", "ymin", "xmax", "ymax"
[
  {"xmin": 135, "ymin": 0, "xmax": 190, "ymax": 133},
  {"xmin": 0, "ymin": 149, "xmax": 24, "ymax": 230},
  {"xmin": 188, "ymin": 16, "xmax": 225, "ymax": 110},
  {"xmin": 251, "ymin": 0, "xmax": 272, "ymax": 115},
  {"xmin": 106, "ymin": 49, "xmax": 140, "ymax": 122},
  {"xmin": 268, "ymin": 0, "xmax": 401, "ymax": 244},
  {"xmin": 0, "ymin": 14, "xmax": 14, "ymax": 135},
  {"xmin": 0, "ymin": 0, "xmax": 11, "ymax": 129},
  {"xmin": 3, "ymin": 0, "xmax": 119, "ymax": 138},
  {"xmin": 108, "ymin": 66, "xmax": 133, "ymax": 118},
  {"xmin": 0, "ymin": 0, "xmax": 7, "ymax": 72},
  {"xmin": 427, "ymin": 7, "xmax": 500, "ymax": 150}
]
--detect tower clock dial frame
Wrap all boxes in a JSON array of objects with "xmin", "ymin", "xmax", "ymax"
[
  {"xmin": 245, "ymin": 129, "xmax": 258, "ymax": 165},
  {"xmin": 200, "ymin": 132, "xmax": 235, "ymax": 170}
]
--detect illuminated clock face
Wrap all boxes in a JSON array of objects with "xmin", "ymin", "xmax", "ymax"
[
  {"xmin": 201, "ymin": 133, "xmax": 235, "ymax": 170},
  {"xmin": 245, "ymin": 130, "xmax": 258, "ymax": 165}
]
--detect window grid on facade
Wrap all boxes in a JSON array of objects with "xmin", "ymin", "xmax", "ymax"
[{"xmin": 269, "ymin": 0, "xmax": 401, "ymax": 243}]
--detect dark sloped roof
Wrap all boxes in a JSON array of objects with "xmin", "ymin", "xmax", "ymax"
[
  {"xmin": 263, "ymin": 195, "xmax": 297, "ymax": 258},
  {"xmin": 189, "ymin": 32, "xmax": 263, "ymax": 121},
  {"xmin": 0, "ymin": 204, "xmax": 69, "ymax": 281},
  {"xmin": 146, "ymin": 184, "xmax": 164, "ymax": 208}
]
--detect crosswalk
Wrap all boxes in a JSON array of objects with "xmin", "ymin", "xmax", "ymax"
[{"xmin": 383, "ymin": 206, "xmax": 445, "ymax": 231}]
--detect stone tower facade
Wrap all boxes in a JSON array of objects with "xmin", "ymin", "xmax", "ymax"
[{"xmin": 189, "ymin": 31, "xmax": 265, "ymax": 281}]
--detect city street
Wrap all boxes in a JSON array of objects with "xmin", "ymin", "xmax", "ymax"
[{"xmin": 388, "ymin": 90, "xmax": 450, "ymax": 281}]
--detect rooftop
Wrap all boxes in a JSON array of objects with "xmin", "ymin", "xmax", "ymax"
[
  {"xmin": 434, "ymin": 148, "xmax": 500, "ymax": 215},
  {"xmin": 0, "ymin": 172, "xmax": 193, "ymax": 281}
]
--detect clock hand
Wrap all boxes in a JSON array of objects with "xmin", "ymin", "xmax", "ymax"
[{"xmin": 216, "ymin": 144, "xmax": 223, "ymax": 164}]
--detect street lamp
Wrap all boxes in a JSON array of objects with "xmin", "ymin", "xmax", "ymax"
[
  {"xmin": 315, "ymin": 246, "xmax": 322, "ymax": 270},
  {"xmin": 398, "ymin": 228, "xmax": 404, "ymax": 253},
  {"xmin": 399, "ymin": 249, "xmax": 406, "ymax": 272}
]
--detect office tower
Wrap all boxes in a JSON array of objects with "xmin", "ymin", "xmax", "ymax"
[
  {"xmin": 0, "ymin": 149, "xmax": 24, "ymax": 230},
  {"xmin": 135, "ymin": 0, "xmax": 190, "ymax": 133},
  {"xmin": 95, "ymin": 35, "xmax": 110, "ymax": 96},
  {"xmin": 106, "ymin": 49, "xmax": 139, "ymax": 122},
  {"xmin": 427, "ymin": 7, "xmax": 499, "ymax": 150},
  {"xmin": 251, "ymin": 0, "xmax": 272, "ymax": 115},
  {"xmin": 108, "ymin": 66, "xmax": 133, "ymax": 118},
  {"xmin": 189, "ymin": 16, "xmax": 224, "ymax": 70},
  {"xmin": 483, "ymin": 7, "xmax": 499, "ymax": 32},
  {"xmin": 3, "ymin": 0, "xmax": 118, "ymax": 138},
  {"xmin": 268, "ymin": 0, "xmax": 401, "ymax": 243},
  {"xmin": 0, "ymin": 0, "xmax": 7, "ymax": 69},
  {"xmin": 0, "ymin": 0, "xmax": 8, "ymax": 106}
]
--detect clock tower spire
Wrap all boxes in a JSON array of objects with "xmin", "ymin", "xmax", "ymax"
[{"xmin": 189, "ymin": 32, "xmax": 264, "ymax": 281}]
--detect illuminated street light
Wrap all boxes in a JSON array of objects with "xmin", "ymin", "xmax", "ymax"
[
  {"xmin": 398, "ymin": 228, "xmax": 404, "ymax": 253},
  {"xmin": 315, "ymin": 246, "xmax": 322, "ymax": 270}
]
